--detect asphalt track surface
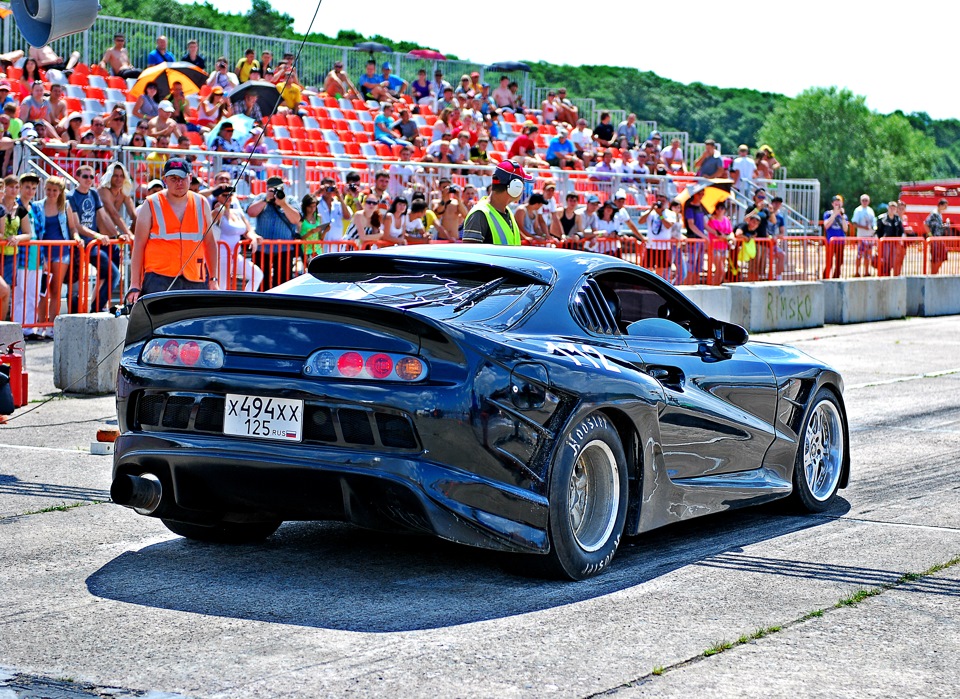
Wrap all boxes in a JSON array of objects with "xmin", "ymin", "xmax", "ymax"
[{"xmin": 1, "ymin": 316, "xmax": 958, "ymax": 698}]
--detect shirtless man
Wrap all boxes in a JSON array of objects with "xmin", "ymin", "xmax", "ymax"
[
  {"xmin": 323, "ymin": 61, "xmax": 358, "ymax": 100},
  {"xmin": 47, "ymin": 83, "xmax": 67, "ymax": 125},
  {"xmin": 146, "ymin": 101, "xmax": 183, "ymax": 140},
  {"xmin": 30, "ymin": 45, "xmax": 80, "ymax": 75},
  {"xmin": 99, "ymin": 34, "xmax": 140, "ymax": 79},
  {"xmin": 433, "ymin": 182, "xmax": 468, "ymax": 241}
]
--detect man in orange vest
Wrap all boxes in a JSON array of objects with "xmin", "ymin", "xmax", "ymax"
[{"xmin": 128, "ymin": 159, "xmax": 219, "ymax": 302}]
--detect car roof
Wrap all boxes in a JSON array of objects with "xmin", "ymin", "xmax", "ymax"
[{"xmin": 358, "ymin": 244, "xmax": 659, "ymax": 280}]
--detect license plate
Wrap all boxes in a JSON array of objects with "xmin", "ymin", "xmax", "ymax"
[{"xmin": 224, "ymin": 394, "xmax": 304, "ymax": 442}]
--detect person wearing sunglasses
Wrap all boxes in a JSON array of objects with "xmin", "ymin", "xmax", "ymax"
[
  {"xmin": 344, "ymin": 193, "xmax": 384, "ymax": 248},
  {"xmin": 69, "ymin": 165, "xmax": 120, "ymax": 312}
]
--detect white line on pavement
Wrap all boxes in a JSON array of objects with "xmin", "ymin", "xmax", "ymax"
[
  {"xmin": 847, "ymin": 367, "xmax": 960, "ymax": 390},
  {"xmin": 0, "ymin": 442, "xmax": 93, "ymax": 455}
]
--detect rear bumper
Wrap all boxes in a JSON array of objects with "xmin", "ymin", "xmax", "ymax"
[{"xmin": 113, "ymin": 432, "xmax": 550, "ymax": 554}]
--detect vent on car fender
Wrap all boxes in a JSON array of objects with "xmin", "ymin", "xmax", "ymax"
[{"xmin": 573, "ymin": 278, "xmax": 618, "ymax": 335}]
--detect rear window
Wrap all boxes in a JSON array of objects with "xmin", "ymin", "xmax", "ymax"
[{"xmin": 288, "ymin": 271, "xmax": 547, "ymax": 328}]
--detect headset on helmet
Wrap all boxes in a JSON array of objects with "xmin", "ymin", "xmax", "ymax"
[{"xmin": 494, "ymin": 160, "xmax": 530, "ymax": 198}]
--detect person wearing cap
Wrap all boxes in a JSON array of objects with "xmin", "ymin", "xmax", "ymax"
[
  {"xmin": 196, "ymin": 86, "xmax": 230, "ymax": 133},
  {"xmin": 129, "ymin": 159, "xmax": 218, "ymax": 302},
  {"xmin": 379, "ymin": 62, "xmax": 407, "ymax": 101},
  {"xmin": 181, "ymin": 38, "xmax": 206, "ymax": 71},
  {"xmin": 462, "ymin": 160, "xmax": 532, "ymax": 245},
  {"xmin": 733, "ymin": 209, "xmax": 763, "ymax": 277},
  {"xmin": 577, "ymin": 194, "xmax": 603, "ymax": 235},
  {"xmin": 358, "ymin": 60, "xmax": 391, "ymax": 104},
  {"xmin": 545, "ymin": 128, "xmax": 578, "ymax": 170},
  {"xmin": 324, "ymin": 61, "xmax": 359, "ymax": 101},
  {"xmin": 146, "ymin": 100, "xmax": 183, "ymax": 140},
  {"xmin": 234, "ymin": 49, "xmax": 260, "ymax": 85},
  {"xmin": 0, "ymin": 81, "xmax": 15, "ymax": 110},
  {"xmin": 695, "ymin": 139, "xmax": 727, "ymax": 178},
  {"xmin": 247, "ymin": 176, "xmax": 302, "ymax": 288}
]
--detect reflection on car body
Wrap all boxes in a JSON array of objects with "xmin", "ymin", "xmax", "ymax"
[{"xmin": 112, "ymin": 245, "xmax": 849, "ymax": 580}]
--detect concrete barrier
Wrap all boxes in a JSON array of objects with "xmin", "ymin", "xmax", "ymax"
[
  {"xmin": 905, "ymin": 275, "xmax": 960, "ymax": 317},
  {"xmin": 822, "ymin": 278, "xmax": 906, "ymax": 324},
  {"xmin": 724, "ymin": 281, "xmax": 824, "ymax": 333},
  {"xmin": 677, "ymin": 285, "xmax": 732, "ymax": 322},
  {"xmin": 54, "ymin": 313, "xmax": 128, "ymax": 394}
]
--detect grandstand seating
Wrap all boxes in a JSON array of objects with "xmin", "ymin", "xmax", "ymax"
[{"xmin": 15, "ymin": 58, "xmax": 700, "ymax": 206}]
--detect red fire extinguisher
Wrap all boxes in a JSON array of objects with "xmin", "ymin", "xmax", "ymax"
[{"xmin": 1, "ymin": 342, "xmax": 27, "ymax": 408}]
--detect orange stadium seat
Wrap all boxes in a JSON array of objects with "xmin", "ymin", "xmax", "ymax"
[{"xmin": 323, "ymin": 96, "xmax": 338, "ymax": 108}]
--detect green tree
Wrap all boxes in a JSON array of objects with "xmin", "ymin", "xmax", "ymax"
[{"xmin": 757, "ymin": 87, "xmax": 942, "ymax": 209}]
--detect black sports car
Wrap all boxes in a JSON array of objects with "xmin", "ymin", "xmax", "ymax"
[{"xmin": 112, "ymin": 245, "xmax": 849, "ymax": 580}]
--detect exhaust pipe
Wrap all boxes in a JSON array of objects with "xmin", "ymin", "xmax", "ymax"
[{"xmin": 111, "ymin": 473, "xmax": 163, "ymax": 515}]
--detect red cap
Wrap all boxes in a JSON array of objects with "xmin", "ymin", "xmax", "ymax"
[{"xmin": 495, "ymin": 160, "xmax": 532, "ymax": 182}]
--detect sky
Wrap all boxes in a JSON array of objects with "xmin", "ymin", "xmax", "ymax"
[{"xmin": 200, "ymin": 0, "xmax": 960, "ymax": 120}]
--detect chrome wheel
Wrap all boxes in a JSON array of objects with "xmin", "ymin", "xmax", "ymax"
[
  {"xmin": 803, "ymin": 399, "xmax": 844, "ymax": 502},
  {"xmin": 568, "ymin": 439, "xmax": 620, "ymax": 552}
]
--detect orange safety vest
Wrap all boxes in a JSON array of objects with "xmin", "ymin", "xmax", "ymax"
[{"xmin": 145, "ymin": 191, "xmax": 210, "ymax": 282}]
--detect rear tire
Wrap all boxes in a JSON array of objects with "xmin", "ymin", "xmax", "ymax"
[
  {"xmin": 162, "ymin": 518, "xmax": 282, "ymax": 544},
  {"xmin": 791, "ymin": 387, "xmax": 846, "ymax": 512},
  {"xmin": 533, "ymin": 412, "xmax": 629, "ymax": 580}
]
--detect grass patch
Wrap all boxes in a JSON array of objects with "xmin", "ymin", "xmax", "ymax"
[
  {"xmin": 644, "ymin": 554, "xmax": 960, "ymax": 683},
  {"xmin": 19, "ymin": 500, "xmax": 103, "ymax": 517}
]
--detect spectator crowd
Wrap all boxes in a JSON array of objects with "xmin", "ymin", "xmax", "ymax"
[{"xmin": 0, "ymin": 31, "xmax": 956, "ymax": 334}]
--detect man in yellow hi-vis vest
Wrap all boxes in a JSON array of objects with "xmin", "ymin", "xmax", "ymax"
[{"xmin": 462, "ymin": 160, "xmax": 532, "ymax": 245}]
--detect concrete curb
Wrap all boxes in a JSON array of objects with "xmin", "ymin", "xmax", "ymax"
[{"xmin": 680, "ymin": 274, "xmax": 960, "ymax": 332}]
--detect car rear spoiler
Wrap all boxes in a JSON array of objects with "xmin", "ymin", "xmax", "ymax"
[{"xmin": 126, "ymin": 291, "xmax": 452, "ymax": 346}]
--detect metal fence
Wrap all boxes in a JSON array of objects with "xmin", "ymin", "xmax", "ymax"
[{"xmin": 0, "ymin": 14, "xmax": 532, "ymax": 99}]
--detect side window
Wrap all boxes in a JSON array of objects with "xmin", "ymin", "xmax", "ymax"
[{"xmin": 592, "ymin": 271, "xmax": 696, "ymax": 339}]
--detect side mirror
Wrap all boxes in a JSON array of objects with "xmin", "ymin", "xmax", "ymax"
[{"xmin": 714, "ymin": 320, "xmax": 748, "ymax": 347}]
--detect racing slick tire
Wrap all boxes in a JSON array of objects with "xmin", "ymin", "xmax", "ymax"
[
  {"xmin": 536, "ymin": 411, "xmax": 629, "ymax": 580},
  {"xmin": 790, "ymin": 387, "xmax": 846, "ymax": 512},
  {"xmin": 162, "ymin": 518, "xmax": 282, "ymax": 544}
]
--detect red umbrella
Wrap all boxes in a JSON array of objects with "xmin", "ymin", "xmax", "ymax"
[{"xmin": 408, "ymin": 49, "xmax": 446, "ymax": 60}]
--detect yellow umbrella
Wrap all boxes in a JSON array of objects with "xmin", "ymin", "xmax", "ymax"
[
  {"xmin": 675, "ymin": 178, "xmax": 735, "ymax": 214},
  {"xmin": 128, "ymin": 61, "xmax": 207, "ymax": 98}
]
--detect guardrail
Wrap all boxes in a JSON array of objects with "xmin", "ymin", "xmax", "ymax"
[{"xmin": 3, "ymin": 237, "xmax": 958, "ymax": 331}]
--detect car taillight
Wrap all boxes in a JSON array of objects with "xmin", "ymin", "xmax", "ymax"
[
  {"xmin": 142, "ymin": 338, "xmax": 224, "ymax": 369},
  {"xmin": 304, "ymin": 349, "xmax": 427, "ymax": 382}
]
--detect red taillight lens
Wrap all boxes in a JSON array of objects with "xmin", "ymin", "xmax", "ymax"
[
  {"xmin": 142, "ymin": 338, "xmax": 225, "ymax": 369},
  {"xmin": 337, "ymin": 352, "xmax": 364, "ymax": 377},
  {"xmin": 366, "ymin": 353, "xmax": 393, "ymax": 379},
  {"xmin": 304, "ymin": 350, "xmax": 428, "ymax": 382},
  {"xmin": 179, "ymin": 341, "xmax": 201, "ymax": 366},
  {"xmin": 161, "ymin": 339, "xmax": 179, "ymax": 365}
]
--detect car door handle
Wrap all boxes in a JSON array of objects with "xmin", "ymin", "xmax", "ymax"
[{"xmin": 645, "ymin": 365, "xmax": 684, "ymax": 390}]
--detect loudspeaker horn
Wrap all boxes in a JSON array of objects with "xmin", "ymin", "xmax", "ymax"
[{"xmin": 11, "ymin": 0, "xmax": 101, "ymax": 48}]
